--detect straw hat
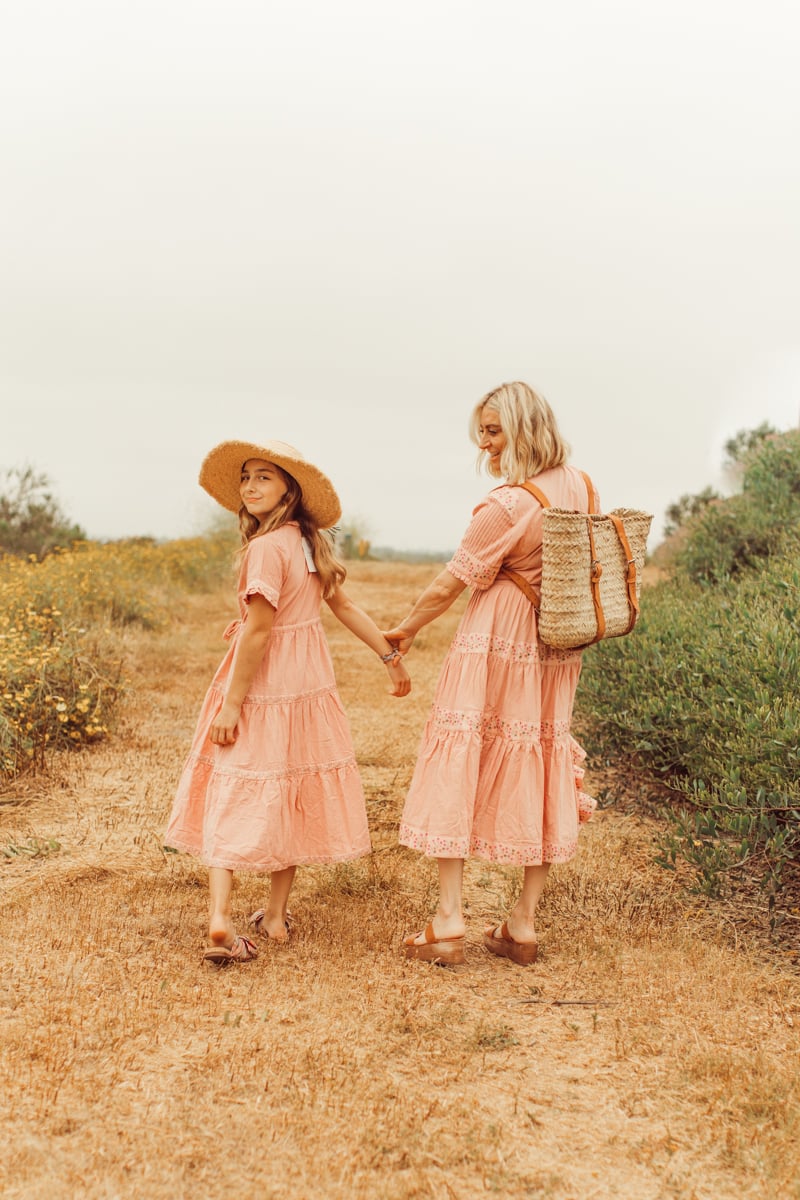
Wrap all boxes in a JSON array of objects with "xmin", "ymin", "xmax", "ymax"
[{"xmin": 199, "ymin": 440, "xmax": 342, "ymax": 529}]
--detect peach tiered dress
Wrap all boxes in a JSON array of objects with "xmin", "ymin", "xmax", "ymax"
[
  {"xmin": 399, "ymin": 465, "xmax": 597, "ymax": 866},
  {"xmin": 165, "ymin": 523, "xmax": 370, "ymax": 871}
]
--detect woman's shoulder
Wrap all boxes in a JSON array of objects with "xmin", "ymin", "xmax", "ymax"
[
  {"xmin": 477, "ymin": 484, "xmax": 519, "ymax": 521},
  {"xmin": 533, "ymin": 465, "xmax": 596, "ymax": 508}
]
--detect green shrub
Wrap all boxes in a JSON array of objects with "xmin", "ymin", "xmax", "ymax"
[{"xmin": 576, "ymin": 429, "xmax": 800, "ymax": 927}]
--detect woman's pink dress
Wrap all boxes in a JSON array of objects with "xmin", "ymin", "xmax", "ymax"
[
  {"xmin": 399, "ymin": 465, "xmax": 596, "ymax": 866},
  {"xmin": 165, "ymin": 523, "xmax": 370, "ymax": 872}
]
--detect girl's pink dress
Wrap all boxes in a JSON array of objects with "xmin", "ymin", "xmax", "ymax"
[
  {"xmin": 165, "ymin": 523, "xmax": 370, "ymax": 871},
  {"xmin": 399, "ymin": 465, "xmax": 596, "ymax": 866}
]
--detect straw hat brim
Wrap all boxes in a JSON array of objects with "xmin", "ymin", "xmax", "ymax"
[{"xmin": 199, "ymin": 440, "xmax": 342, "ymax": 529}]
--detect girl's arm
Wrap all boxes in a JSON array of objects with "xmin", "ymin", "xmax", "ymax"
[
  {"xmin": 210, "ymin": 594, "xmax": 276, "ymax": 744},
  {"xmin": 382, "ymin": 568, "xmax": 466, "ymax": 654},
  {"xmin": 325, "ymin": 588, "xmax": 411, "ymax": 697}
]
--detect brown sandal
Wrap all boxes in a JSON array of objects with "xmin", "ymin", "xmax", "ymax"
[
  {"xmin": 483, "ymin": 922, "xmax": 538, "ymax": 966},
  {"xmin": 203, "ymin": 934, "xmax": 259, "ymax": 966},
  {"xmin": 403, "ymin": 922, "xmax": 465, "ymax": 965}
]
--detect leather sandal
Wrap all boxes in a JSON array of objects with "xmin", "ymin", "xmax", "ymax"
[
  {"xmin": 203, "ymin": 934, "xmax": 259, "ymax": 966},
  {"xmin": 483, "ymin": 922, "xmax": 538, "ymax": 966},
  {"xmin": 403, "ymin": 922, "xmax": 465, "ymax": 965},
  {"xmin": 248, "ymin": 909, "xmax": 291, "ymax": 942}
]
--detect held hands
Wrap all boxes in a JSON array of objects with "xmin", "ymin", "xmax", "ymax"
[
  {"xmin": 210, "ymin": 700, "xmax": 241, "ymax": 745},
  {"xmin": 382, "ymin": 626, "xmax": 415, "ymax": 656}
]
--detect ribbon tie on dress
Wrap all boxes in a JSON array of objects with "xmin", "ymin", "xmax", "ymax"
[{"xmin": 223, "ymin": 619, "xmax": 242, "ymax": 642}]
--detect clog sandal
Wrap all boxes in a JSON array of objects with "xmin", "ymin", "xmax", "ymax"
[
  {"xmin": 403, "ymin": 923, "xmax": 465, "ymax": 965},
  {"xmin": 203, "ymin": 934, "xmax": 259, "ymax": 966},
  {"xmin": 483, "ymin": 922, "xmax": 538, "ymax": 966}
]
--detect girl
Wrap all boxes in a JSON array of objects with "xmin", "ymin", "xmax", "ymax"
[
  {"xmin": 165, "ymin": 439, "xmax": 410, "ymax": 964},
  {"xmin": 384, "ymin": 383, "xmax": 596, "ymax": 966}
]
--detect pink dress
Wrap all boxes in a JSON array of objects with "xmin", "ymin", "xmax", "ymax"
[
  {"xmin": 165, "ymin": 522, "xmax": 370, "ymax": 872},
  {"xmin": 399, "ymin": 465, "xmax": 596, "ymax": 866}
]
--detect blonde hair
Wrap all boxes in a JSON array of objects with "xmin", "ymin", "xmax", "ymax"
[
  {"xmin": 470, "ymin": 381, "xmax": 570, "ymax": 483},
  {"xmin": 238, "ymin": 466, "xmax": 346, "ymax": 600}
]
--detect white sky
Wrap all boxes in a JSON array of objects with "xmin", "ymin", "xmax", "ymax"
[{"xmin": 2, "ymin": 0, "xmax": 799, "ymax": 551}]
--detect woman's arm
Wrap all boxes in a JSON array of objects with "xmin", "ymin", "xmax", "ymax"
[
  {"xmin": 210, "ymin": 594, "xmax": 276, "ymax": 744},
  {"xmin": 325, "ymin": 588, "xmax": 411, "ymax": 697},
  {"xmin": 383, "ymin": 568, "xmax": 466, "ymax": 654}
]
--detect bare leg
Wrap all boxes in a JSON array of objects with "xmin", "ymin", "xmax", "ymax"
[
  {"xmin": 208, "ymin": 867, "xmax": 236, "ymax": 947},
  {"xmin": 408, "ymin": 857, "xmax": 466, "ymax": 945},
  {"xmin": 504, "ymin": 863, "xmax": 550, "ymax": 944},
  {"xmin": 261, "ymin": 866, "xmax": 296, "ymax": 941}
]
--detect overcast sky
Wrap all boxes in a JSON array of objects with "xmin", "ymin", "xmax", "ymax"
[{"xmin": 2, "ymin": 1, "xmax": 799, "ymax": 552}]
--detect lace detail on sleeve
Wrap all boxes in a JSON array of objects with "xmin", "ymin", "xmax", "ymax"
[{"xmin": 244, "ymin": 579, "xmax": 280, "ymax": 608}]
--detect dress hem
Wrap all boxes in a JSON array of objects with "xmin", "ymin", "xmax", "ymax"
[
  {"xmin": 398, "ymin": 823, "xmax": 579, "ymax": 865},
  {"xmin": 163, "ymin": 836, "xmax": 372, "ymax": 873}
]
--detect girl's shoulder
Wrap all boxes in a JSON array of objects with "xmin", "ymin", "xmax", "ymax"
[{"xmin": 243, "ymin": 522, "xmax": 301, "ymax": 565}]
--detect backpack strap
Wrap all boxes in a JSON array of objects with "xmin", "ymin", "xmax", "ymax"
[
  {"xmin": 608, "ymin": 513, "xmax": 640, "ymax": 635},
  {"xmin": 495, "ymin": 480, "xmax": 550, "ymax": 606},
  {"xmin": 580, "ymin": 471, "xmax": 597, "ymax": 514}
]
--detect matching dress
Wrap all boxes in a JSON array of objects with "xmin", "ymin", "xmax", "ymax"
[
  {"xmin": 399, "ymin": 464, "xmax": 596, "ymax": 866},
  {"xmin": 164, "ymin": 522, "xmax": 370, "ymax": 872},
  {"xmin": 166, "ymin": 467, "xmax": 596, "ymax": 875}
]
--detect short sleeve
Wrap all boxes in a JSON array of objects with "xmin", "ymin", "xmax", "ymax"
[
  {"xmin": 447, "ymin": 496, "xmax": 517, "ymax": 591},
  {"xmin": 242, "ymin": 532, "xmax": 289, "ymax": 609}
]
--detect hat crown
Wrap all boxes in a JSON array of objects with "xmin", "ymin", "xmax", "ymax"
[{"xmin": 247, "ymin": 440, "xmax": 306, "ymax": 465}]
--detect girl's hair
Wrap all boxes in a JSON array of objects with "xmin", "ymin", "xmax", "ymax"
[
  {"xmin": 238, "ymin": 465, "xmax": 346, "ymax": 599},
  {"xmin": 469, "ymin": 381, "xmax": 570, "ymax": 483}
]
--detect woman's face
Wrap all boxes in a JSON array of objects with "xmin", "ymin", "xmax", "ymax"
[
  {"xmin": 240, "ymin": 459, "xmax": 288, "ymax": 521},
  {"xmin": 478, "ymin": 406, "xmax": 506, "ymax": 472}
]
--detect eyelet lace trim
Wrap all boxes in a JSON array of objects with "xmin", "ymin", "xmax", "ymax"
[
  {"xmin": 447, "ymin": 546, "xmax": 497, "ymax": 589},
  {"xmin": 451, "ymin": 631, "xmax": 540, "ymax": 663},
  {"xmin": 399, "ymin": 824, "xmax": 579, "ymax": 865}
]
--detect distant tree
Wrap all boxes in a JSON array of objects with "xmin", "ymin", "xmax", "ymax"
[
  {"xmin": 723, "ymin": 421, "xmax": 777, "ymax": 467},
  {"xmin": 663, "ymin": 486, "xmax": 720, "ymax": 538},
  {"xmin": 0, "ymin": 466, "xmax": 86, "ymax": 559}
]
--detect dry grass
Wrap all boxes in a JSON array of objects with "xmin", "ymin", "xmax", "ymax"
[{"xmin": 1, "ymin": 563, "xmax": 798, "ymax": 1200}]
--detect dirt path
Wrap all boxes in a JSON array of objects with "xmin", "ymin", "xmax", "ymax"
[{"xmin": 1, "ymin": 565, "xmax": 798, "ymax": 1200}]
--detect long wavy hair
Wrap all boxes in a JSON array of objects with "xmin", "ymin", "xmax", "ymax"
[
  {"xmin": 238, "ymin": 466, "xmax": 346, "ymax": 599},
  {"xmin": 469, "ymin": 381, "xmax": 570, "ymax": 483}
]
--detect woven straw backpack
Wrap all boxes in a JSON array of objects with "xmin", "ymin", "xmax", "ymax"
[{"xmin": 499, "ymin": 472, "xmax": 653, "ymax": 650}]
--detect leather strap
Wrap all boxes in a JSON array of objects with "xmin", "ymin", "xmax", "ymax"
[
  {"xmin": 517, "ymin": 480, "xmax": 551, "ymax": 508},
  {"xmin": 580, "ymin": 471, "xmax": 597, "ymax": 514},
  {"xmin": 586, "ymin": 519, "xmax": 606, "ymax": 643},
  {"xmin": 498, "ymin": 567, "xmax": 540, "ymax": 608},
  {"xmin": 609, "ymin": 513, "xmax": 640, "ymax": 634}
]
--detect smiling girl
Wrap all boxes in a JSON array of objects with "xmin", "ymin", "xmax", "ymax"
[{"xmin": 164, "ymin": 440, "xmax": 409, "ymax": 965}]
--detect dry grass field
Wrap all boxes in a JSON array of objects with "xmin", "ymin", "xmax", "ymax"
[{"xmin": 1, "ymin": 561, "xmax": 798, "ymax": 1200}]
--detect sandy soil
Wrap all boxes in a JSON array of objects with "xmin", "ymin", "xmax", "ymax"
[{"xmin": 1, "ymin": 563, "xmax": 798, "ymax": 1200}]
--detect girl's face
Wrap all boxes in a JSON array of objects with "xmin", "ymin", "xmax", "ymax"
[
  {"xmin": 240, "ymin": 459, "xmax": 288, "ymax": 521},
  {"xmin": 477, "ymin": 406, "xmax": 506, "ymax": 471}
]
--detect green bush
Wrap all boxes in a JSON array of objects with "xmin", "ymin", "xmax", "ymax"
[{"xmin": 576, "ymin": 428, "xmax": 800, "ymax": 928}]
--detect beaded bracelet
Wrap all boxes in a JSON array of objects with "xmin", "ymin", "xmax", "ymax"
[{"xmin": 380, "ymin": 648, "xmax": 402, "ymax": 664}]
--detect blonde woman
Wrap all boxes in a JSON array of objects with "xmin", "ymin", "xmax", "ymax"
[{"xmin": 385, "ymin": 383, "xmax": 597, "ymax": 966}]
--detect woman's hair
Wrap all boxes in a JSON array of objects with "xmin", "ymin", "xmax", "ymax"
[
  {"xmin": 238, "ymin": 465, "xmax": 346, "ymax": 599},
  {"xmin": 469, "ymin": 381, "xmax": 570, "ymax": 483}
]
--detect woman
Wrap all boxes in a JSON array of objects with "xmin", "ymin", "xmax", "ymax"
[{"xmin": 385, "ymin": 382, "xmax": 596, "ymax": 966}]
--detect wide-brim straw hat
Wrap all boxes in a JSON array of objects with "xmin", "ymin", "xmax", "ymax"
[{"xmin": 199, "ymin": 440, "xmax": 342, "ymax": 529}]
